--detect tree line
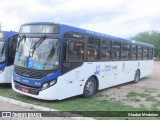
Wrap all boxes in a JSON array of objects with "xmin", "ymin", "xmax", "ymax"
[{"xmin": 130, "ymin": 31, "xmax": 160, "ymax": 60}]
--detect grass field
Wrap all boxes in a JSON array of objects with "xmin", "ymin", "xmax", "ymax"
[
  {"xmin": 0, "ymin": 84, "xmax": 160, "ymax": 120},
  {"xmin": 0, "ymin": 84, "xmax": 142, "ymax": 111}
]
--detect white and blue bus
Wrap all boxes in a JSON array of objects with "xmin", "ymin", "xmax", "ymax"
[
  {"xmin": 12, "ymin": 22, "xmax": 154, "ymax": 100},
  {"xmin": 0, "ymin": 31, "xmax": 18, "ymax": 83}
]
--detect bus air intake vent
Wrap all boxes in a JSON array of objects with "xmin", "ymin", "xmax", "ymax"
[{"xmin": 14, "ymin": 65, "xmax": 53, "ymax": 79}]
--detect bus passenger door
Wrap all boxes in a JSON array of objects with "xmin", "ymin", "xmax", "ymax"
[
  {"xmin": 8, "ymin": 34, "xmax": 18, "ymax": 66},
  {"xmin": 5, "ymin": 34, "xmax": 18, "ymax": 82},
  {"xmin": 62, "ymin": 39, "xmax": 85, "ymax": 98}
]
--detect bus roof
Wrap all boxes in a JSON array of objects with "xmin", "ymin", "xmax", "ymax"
[
  {"xmin": 61, "ymin": 24, "xmax": 154, "ymax": 48},
  {"xmin": 20, "ymin": 22, "xmax": 154, "ymax": 48}
]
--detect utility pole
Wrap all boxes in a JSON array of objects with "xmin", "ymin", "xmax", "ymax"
[{"xmin": 0, "ymin": 22, "xmax": 1, "ymax": 31}]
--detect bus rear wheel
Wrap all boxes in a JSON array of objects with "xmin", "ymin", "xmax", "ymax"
[
  {"xmin": 133, "ymin": 70, "xmax": 140, "ymax": 83},
  {"xmin": 83, "ymin": 77, "xmax": 96, "ymax": 98}
]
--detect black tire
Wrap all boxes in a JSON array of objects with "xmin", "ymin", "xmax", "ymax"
[
  {"xmin": 83, "ymin": 77, "xmax": 97, "ymax": 98},
  {"xmin": 133, "ymin": 70, "xmax": 140, "ymax": 83}
]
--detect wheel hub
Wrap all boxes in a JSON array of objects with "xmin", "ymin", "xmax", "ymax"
[{"xmin": 86, "ymin": 81, "xmax": 94, "ymax": 94}]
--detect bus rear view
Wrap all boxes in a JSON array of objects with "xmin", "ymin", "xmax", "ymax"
[
  {"xmin": 0, "ymin": 31, "xmax": 18, "ymax": 83},
  {"xmin": 12, "ymin": 23, "xmax": 60, "ymax": 100}
]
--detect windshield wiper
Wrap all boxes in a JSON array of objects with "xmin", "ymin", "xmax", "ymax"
[
  {"xmin": 29, "ymin": 35, "xmax": 46, "ymax": 57},
  {"xmin": 1, "ymin": 43, "xmax": 5, "ymax": 55},
  {"xmin": 16, "ymin": 35, "xmax": 26, "ymax": 52}
]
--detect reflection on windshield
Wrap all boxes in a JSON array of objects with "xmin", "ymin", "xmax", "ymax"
[
  {"xmin": 0, "ymin": 42, "xmax": 5, "ymax": 63},
  {"xmin": 14, "ymin": 38, "xmax": 60, "ymax": 70}
]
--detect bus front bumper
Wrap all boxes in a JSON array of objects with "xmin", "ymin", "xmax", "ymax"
[{"xmin": 12, "ymin": 79, "xmax": 58, "ymax": 100}]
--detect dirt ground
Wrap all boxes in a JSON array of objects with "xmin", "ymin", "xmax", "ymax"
[{"xmin": 99, "ymin": 61, "xmax": 160, "ymax": 109}]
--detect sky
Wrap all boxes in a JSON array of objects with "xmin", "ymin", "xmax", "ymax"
[{"xmin": 0, "ymin": 0, "xmax": 160, "ymax": 38}]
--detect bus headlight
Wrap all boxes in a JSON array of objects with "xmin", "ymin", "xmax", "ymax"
[
  {"xmin": 49, "ymin": 80, "xmax": 57, "ymax": 86},
  {"xmin": 41, "ymin": 79, "xmax": 57, "ymax": 90},
  {"xmin": 42, "ymin": 83, "xmax": 48, "ymax": 89}
]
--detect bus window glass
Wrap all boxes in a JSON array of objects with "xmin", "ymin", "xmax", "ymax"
[
  {"xmin": 112, "ymin": 41, "xmax": 121, "ymax": 60},
  {"xmin": 122, "ymin": 43, "xmax": 131, "ymax": 60},
  {"xmin": 143, "ymin": 47, "xmax": 148, "ymax": 60},
  {"xmin": 88, "ymin": 37, "xmax": 100, "ymax": 61},
  {"xmin": 148, "ymin": 48, "xmax": 153, "ymax": 59},
  {"xmin": 101, "ymin": 39, "xmax": 111, "ymax": 61},
  {"xmin": 131, "ymin": 44, "xmax": 137, "ymax": 60},
  {"xmin": 137, "ymin": 46, "xmax": 142, "ymax": 60},
  {"xmin": 0, "ymin": 42, "xmax": 5, "ymax": 63},
  {"xmin": 68, "ymin": 41, "xmax": 84, "ymax": 62}
]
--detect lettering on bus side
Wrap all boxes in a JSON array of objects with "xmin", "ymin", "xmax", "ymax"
[
  {"xmin": 102, "ymin": 65, "xmax": 117, "ymax": 72},
  {"xmin": 112, "ymin": 65, "xmax": 117, "ymax": 69},
  {"xmin": 102, "ymin": 65, "xmax": 111, "ymax": 72}
]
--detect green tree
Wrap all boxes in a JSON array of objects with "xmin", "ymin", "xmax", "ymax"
[{"xmin": 130, "ymin": 31, "xmax": 160, "ymax": 59}]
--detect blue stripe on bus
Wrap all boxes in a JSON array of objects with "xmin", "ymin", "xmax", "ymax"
[
  {"xmin": 0, "ymin": 63, "xmax": 7, "ymax": 70},
  {"xmin": 60, "ymin": 24, "xmax": 154, "ymax": 48}
]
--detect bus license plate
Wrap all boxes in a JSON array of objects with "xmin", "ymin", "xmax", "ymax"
[{"xmin": 21, "ymin": 87, "xmax": 29, "ymax": 93}]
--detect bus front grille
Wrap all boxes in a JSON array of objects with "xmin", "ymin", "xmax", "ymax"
[{"xmin": 14, "ymin": 81, "xmax": 40, "ymax": 95}]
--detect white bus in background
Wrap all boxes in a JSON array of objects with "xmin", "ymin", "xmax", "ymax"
[
  {"xmin": 0, "ymin": 31, "xmax": 18, "ymax": 83},
  {"xmin": 12, "ymin": 22, "xmax": 154, "ymax": 100}
]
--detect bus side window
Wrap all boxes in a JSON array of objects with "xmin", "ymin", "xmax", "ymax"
[
  {"xmin": 148, "ymin": 48, "xmax": 153, "ymax": 59},
  {"xmin": 112, "ymin": 41, "xmax": 121, "ymax": 60},
  {"xmin": 137, "ymin": 46, "xmax": 142, "ymax": 60},
  {"xmin": 68, "ymin": 41, "xmax": 84, "ymax": 62},
  {"xmin": 8, "ymin": 35, "xmax": 18, "ymax": 66},
  {"xmin": 87, "ymin": 37, "xmax": 100, "ymax": 61},
  {"xmin": 122, "ymin": 43, "xmax": 131, "ymax": 60},
  {"xmin": 143, "ymin": 47, "xmax": 148, "ymax": 60},
  {"xmin": 131, "ymin": 44, "xmax": 137, "ymax": 60},
  {"xmin": 101, "ymin": 39, "xmax": 111, "ymax": 61}
]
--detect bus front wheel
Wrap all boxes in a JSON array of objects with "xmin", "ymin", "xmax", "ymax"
[
  {"xmin": 133, "ymin": 70, "xmax": 140, "ymax": 83},
  {"xmin": 83, "ymin": 77, "xmax": 96, "ymax": 98}
]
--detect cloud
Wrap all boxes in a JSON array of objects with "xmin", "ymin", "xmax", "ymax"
[{"xmin": 0, "ymin": 0, "xmax": 160, "ymax": 38}]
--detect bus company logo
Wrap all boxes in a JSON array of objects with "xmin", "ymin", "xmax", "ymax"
[
  {"xmin": 22, "ymin": 79, "xmax": 29, "ymax": 83},
  {"xmin": 73, "ymin": 34, "xmax": 82, "ymax": 38},
  {"xmin": 94, "ymin": 65, "xmax": 100, "ymax": 75},
  {"xmin": 14, "ymin": 76, "xmax": 21, "ymax": 82}
]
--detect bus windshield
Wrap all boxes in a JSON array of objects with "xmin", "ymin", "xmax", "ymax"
[
  {"xmin": 14, "ymin": 37, "xmax": 60, "ymax": 70},
  {"xmin": 0, "ymin": 41, "xmax": 5, "ymax": 63}
]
